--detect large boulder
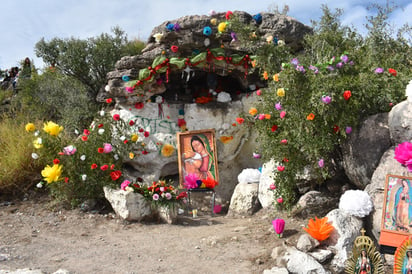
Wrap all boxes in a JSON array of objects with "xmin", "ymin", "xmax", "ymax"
[
  {"xmin": 341, "ymin": 113, "xmax": 391, "ymax": 189},
  {"xmin": 388, "ymin": 100, "xmax": 412, "ymax": 144},
  {"xmin": 228, "ymin": 182, "xmax": 261, "ymax": 216}
]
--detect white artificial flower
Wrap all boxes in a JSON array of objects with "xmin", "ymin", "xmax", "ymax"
[
  {"xmin": 406, "ymin": 79, "xmax": 412, "ymax": 103},
  {"xmin": 98, "ymin": 128, "xmax": 105, "ymax": 135},
  {"xmin": 74, "ymin": 129, "xmax": 79, "ymax": 135},
  {"xmin": 34, "ymin": 130, "xmax": 40, "ymax": 137},
  {"xmin": 31, "ymin": 153, "xmax": 39, "ymax": 159},
  {"xmin": 36, "ymin": 137, "xmax": 42, "ymax": 144},
  {"xmin": 80, "ymin": 155, "xmax": 86, "ymax": 161},
  {"xmin": 120, "ymin": 136, "xmax": 126, "ymax": 141},
  {"xmin": 278, "ymin": 40, "xmax": 285, "ymax": 46},
  {"xmin": 113, "ymin": 154, "xmax": 119, "ymax": 160},
  {"xmin": 155, "ymin": 96, "xmax": 163, "ymax": 104},
  {"xmin": 339, "ymin": 190, "xmax": 373, "ymax": 218},
  {"xmin": 125, "ymin": 186, "xmax": 134, "ymax": 192},
  {"xmin": 36, "ymin": 182, "xmax": 43, "ymax": 188},
  {"xmin": 153, "ymin": 33, "xmax": 163, "ymax": 43},
  {"xmin": 105, "ymin": 85, "xmax": 110, "ymax": 92},
  {"xmin": 81, "ymin": 174, "xmax": 87, "ymax": 181},
  {"xmin": 99, "ymin": 110, "xmax": 105, "ymax": 117}
]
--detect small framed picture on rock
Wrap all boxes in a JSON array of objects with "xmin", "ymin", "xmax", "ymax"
[
  {"xmin": 176, "ymin": 129, "xmax": 219, "ymax": 189},
  {"xmin": 379, "ymin": 174, "xmax": 412, "ymax": 250}
]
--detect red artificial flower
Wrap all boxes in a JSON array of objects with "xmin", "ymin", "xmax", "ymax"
[
  {"xmin": 343, "ymin": 90, "xmax": 351, "ymax": 100},
  {"xmin": 106, "ymin": 98, "xmax": 113, "ymax": 103},
  {"xmin": 91, "ymin": 164, "xmax": 98, "ymax": 169},
  {"xmin": 113, "ymin": 114, "xmax": 120, "ymax": 121},
  {"xmin": 333, "ymin": 125, "xmax": 340, "ymax": 133},
  {"xmin": 110, "ymin": 164, "xmax": 115, "ymax": 170},
  {"xmin": 138, "ymin": 128, "xmax": 144, "ymax": 133},
  {"xmin": 225, "ymin": 10, "xmax": 233, "ymax": 20},
  {"xmin": 232, "ymin": 123, "xmax": 237, "ymax": 127},
  {"xmin": 236, "ymin": 117, "xmax": 245, "ymax": 125},
  {"xmin": 110, "ymin": 170, "xmax": 122, "ymax": 181},
  {"xmin": 277, "ymin": 166, "xmax": 285, "ymax": 172},
  {"xmin": 98, "ymin": 123, "xmax": 104, "ymax": 128},
  {"xmin": 142, "ymin": 150, "xmax": 148, "ymax": 155},
  {"xmin": 271, "ymin": 125, "xmax": 278, "ymax": 132},
  {"xmin": 81, "ymin": 135, "xmax": 88, "ymax": 141},
  {"xmin": 100, "ymin": 164, "xmax": 109, "ymax": 171},
  {"xmin": 124, "ymin": 140, "xmax": 128, "ymax": 144},
  {"xmin": 97, "ymin": 147, "xmax": 104, "ymax": 153},
  {"xmin": 171, "ymin": 45, "xmax": 179, "ymax": 53},
  {"xmin": 307, "ymin": 113, "xmax": 315, "ymax": 120},
  {"xmin": 58, "ymin": 152, "xmax": 64, "ymax": 155},
  {"xmin": 53, "ymin": 158, "xmax": 60, "ymax": 164},
  {"xmin": 144, "ymin": 131, "xmax": 150, "ymax": 137},
  {"xmin": 83, "ymin": 129, "xmax": 90, "ymax": 136},
  {"xmin": 135, "ymin": 102, "xmax": 144, "ymax": 109},
  {"xmin": 64, "ymin": 177, "xmax": 69, "ymax": 183},
  {"xmin": 388, "ymin": 68, "xmax": 397, "ymax": 76},
  {"xmin": 129, "ymin": 120, "xmax": 135, "ymax": 126}
]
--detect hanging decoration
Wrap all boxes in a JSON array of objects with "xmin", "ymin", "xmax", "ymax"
[{"xmin": 125, "ymin": 47, "xmax": 254, "ymax": 92}]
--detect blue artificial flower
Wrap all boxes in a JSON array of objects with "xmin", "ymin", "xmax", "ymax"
[
  {"xmin": 253, "ymin": 13, "xmax": 262, "ymax": 24},
  {"xmin": 203, "ymin": 26, "xmax": 212, "ymax": 36}
]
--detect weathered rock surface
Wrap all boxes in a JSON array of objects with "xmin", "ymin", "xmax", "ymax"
[{"xmin": 228, "ymin": 182, "xmax": 261, "ymax": 216}]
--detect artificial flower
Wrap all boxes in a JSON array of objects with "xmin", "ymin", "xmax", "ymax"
[
  {"xmin": 129, "ymin": 120, "xmax": 135, "ymax": 126},
  {"xmin": 161, "ymin": 144, "xmax": 175, "ymax": 157},
  {"xmin": 269, "ymin": 184, "xmax": 276, "ymax": 190},
  {"xmin": 63, "ymin": 145, "xmax": 77, "ymax": 155},
  {"xmin": 306, "ymin": 113, "xmax": 315, "ymax": 120},
  {"xmin": 121, "ymin": 180, "xmax": 131, "ymax": 191},
  {"xmin": 106, "ymin": 98, "xmax": 113, "ymax": 103},
  {"xmin": 253, "ymin": 152, "xmax": 261, "ymax": 159},
  {"xmin": 345, "ymin": 126, "xmax": 352, "ymax": 134},
  {"xmin": 225, "ymin": 10, "xmax": 233, "ymax": 20},
  {"xmin": 91, "ymin": 164, "xmax": 98, "ymax": 169},
  {"xmin": 303, "ymin": 216, "xmax": 334, "ymax": 241},
  {"xmin": 81, "ymin": 174, "xmax": 87, "ymax": 181},
  {"xmin": 129, "ymin": 152, "xmax": 134, "ymax": 159},
  {"xmin": 277, "ymin": 166, "xmax": 285, "ymax": 172},
  {"xmin": 110, "ymin": 170, "xmax": 122, "ymax": 181},
  {"xmin": 98, "ymin": 147, "xmax": 104, "ymax": 153},
  {"xmin": 343, "ymin": 90, "xmax": 351, "ymax": 100},
  {"xmin": 277, "ymin": 197, "xmax": 284, "ymax": 204},
  {"xmin": 25, "ymin": 123, "xmax": 35, "ymax": 132},
  {"xmin": 273, "ymin": 74, "xmax": 279, "ymax": 82},
  {"xmin": 321, "ymin": 95, "xmax": 331, "ymax": 104},
  {"xmin": 263, "ymin": 71, "xmax": 268, "ymax": 80},
  {"xmin": 135, "ymin": 102, "xmax": 144, "ymax": 109},
  {"xmin": 236, "ymin": 117, "xmax": 245, "ymax": 125},
  {"xmin": 271, "ymin": 125, "xmax": 278, "ymax": 132},
  {"xmin": 203, "ymin": 26, "xmax": 212, "ymax": 36},
  {"xmin": 100, "ymin": 164, "xmax": 109, "ymax": 171},
  {"xmin": 210, "ymin": 18, "xmax": 217, "ymax": 25},
  {"xmin": 318, "ymin": 159, "xmax": 324, "ymax": 168},
  {"xmin": 195, "ymin": 96, "xmax": 213, "ymax": 104},
  {"xmin": 277, "ymin": 88, "xmax": 285, "ymax": 97},
  {"xmin": 333, "ymin": 125, "xmax": 340, "ymax": 133},
  {"xmin": 131, "ymin": 134, "xmax": 138, "ymax": 142},
  {"xmin": 374, "ymin": 67, "xmax": 384, "ymax": 74},
  {"xmin": 258, "ymin": 114, "xmax": 265, "ymax": 120},
  {"xmin": 31, "ymin": 153, "xmax": 39, "ymax": 159},
  {"xmin": 53, "ymin": 158, "xmax": 60, "ymax": 164},
  {"xmin": 394, "ymin": 142, "xmax": 412, "ymax": 166},
  {"xmin": 280, "ymin": 139, "xmax": 288, "ymax": 145},
  {"xmin": 113, "ymin": 114, "xmax": 120, "ymax": 121},
  {"xmin": 36, "ymin": 182, "xmax": 43, "ymax": 188},
  {"xmin": 43, "ymin": 121, "xmax": 63, "ymax": 136},
  {"xmin": 98, "ymin": 128, "xmax": 105, "ymax": 135},
  {"xmin": 144, "ymin": 131, "xmax": 150, "ymax": 137},
  {"xmin": 218, "ymin": 22, "xmax": 227, "ymax": 33},
  {"xmin": 220, "ymin": 136, "xmax": 233, "ymax": 144},
  {"xmin": 249, "ymin": 107, "xmax": 258, "ymax": 116},
  {"xmin": 272, "ymin": 218, "xmax": 285, "ymax": 237},
  {"xmin": 125, "ymin": 87, "xmax": 133, "ymax": 93},
  {"xmin": 41, "ymin": 164, "xmax": 63, "ymax": 184},
  {"xmin": 153, "ymin": 33, "xmax": 163, "ymax": 43},
  {"xmin": 184, "ymin": 173, "xmax": 199, "ymax": 189},
  {"xmin": 388, "ymin": 68, "xmax": 397, "ymax": 76},
  {"xmin": 171, "ymin": 45, "xmax": 179, "ymax": 53},
  {"xmin": 275, "ymin": 102, "xmax": 282, "ymax": 110},
  {"xmin": 81, "ymin": 135, "xmax": 88, "ymax": 141},
  {"xmin": 83, "ymin": 129, "xmax": 90, "ymax": 136},
  {"xmin": 153, "ymin": 193, "xmax": 160, "ymax": 200},
  {"xmin": 280, "ymin": 111, "xmax": 286, "ymax": 119},
  {"xmin": 202, "ymin": 177, "xmax": 219, "ymax": 188},
  {"xmin": 80, "ymin": 155, "xmax": 86, "ymax": 161},
  {"xmin": 256, "ymin": 89, "xmax": 262, "ymax": 96},
  {"xmin": 103, "ymin": 143, "xmax": 113, "ymax": 153},
  {"xmin": 33, "ymin": 138, "xmax": 43, "ymax": 149}
]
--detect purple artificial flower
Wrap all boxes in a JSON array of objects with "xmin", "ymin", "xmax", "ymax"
[
  {"xmin": 336, "ymin": 62, "xmax": 343, "ymax": 69},
  {"xmin": 153, "ymin": 193, "xmax": 160, "ymax": 201},
  {"xmin": 321, "ymin": 95, "xmax": 331, "ymax": 104},
  {"xmin": 345, "ymin": 126, "xmax": 352, "ymax": 134},
  {"xmin": 349, "ymin": 61, "xmax": 354, "ymax": 66},
  {"xmin": 173, "ymin": 23, "xmax": 180, "ymax": 31},
  {"xmin": 165, "ymin": 192, "xmax": 172, "ymax": 200},
  {"xmin": 309, "ymin": 65, "xmax": 319, "ymax": 74},
  {"xmin": 291, "ymin": 58, "xmax": 299, "ymax": 66},
  {"xmin": 296, "ymin": 65, "xmax": 306, "ymax": 73},
  {"xmin": 327, "ymin": 65, "xmax": 334, "ymax": 71},
  {"xmin": 374, "ymin": 67, "xmax": 384, "ymax": 74},
  {"xmin": 275, "ymin": 102, "xmax": 282, "ymax": 110},
  {"xmin": 318, "ymin": 159, "xmax": 324, "ymax": 168},
  {"xmin": 341, "ymin": 55, "xmax": 349, "ymax": 63},
  {"xmin": 231, "ymin": 32, "xmax": 238, "ymax": 42}
]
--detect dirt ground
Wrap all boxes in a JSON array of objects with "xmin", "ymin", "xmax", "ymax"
[{"xmin": 0, "ymin": 192, "xmax": 310, "ymax": 274}]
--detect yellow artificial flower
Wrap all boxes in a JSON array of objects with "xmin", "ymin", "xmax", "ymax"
[
  {"xmin": 266, "ymin": 35, "xmax": 273, "ymax": 44},
  {"xmin": 33, "ymin": 138, "xmax": 43, "ymax": 149},
  {"xmin": 161, "ymin": 144, "xmax": 175, "ymax": 157},
  {"xmin": 273, "ymin": 73, "xmax": 279, "ymax": 82},
  {"xmin": 210, "ymin": 18, "xmax": 217, "ymax": 25},
  {"xmin": 43, "ymin": 121, "xmax": 63, "ymax": 136},
  {"xmin": 131, "ymin": 134, "xmax": 138, "ymax": 142},
  {"xmin": 129, "ymin": 152, "xmax": 135, "ymax": 159},
  {"xmin": 219, "ymin": 136, "xmax": 233, "ymax": 144},
  {"xmin": 277, "ymin": 88, "xmax": 285, "ymax": 97},
  {"xmin": 218, "ymin": 22, "xmax": 227, "ymax": 33},
  {"xmin": 41, "ymin": 164, "xmax": 63, "ymax": 184},
  {"xmin": 25, "ymin": 123, "xmax": 35, "ymax": 132},
  {"xmin": 249, "ymin": 107, "xmax": 258, "ymax": 116}
]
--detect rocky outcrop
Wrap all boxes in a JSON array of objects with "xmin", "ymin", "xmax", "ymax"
[{"xmin": 228, "ymin": 182, "xmax": 261, "ymax": 216}]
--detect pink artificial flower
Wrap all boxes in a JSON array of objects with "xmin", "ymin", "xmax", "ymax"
[
  {"xmin": 256, "ymin": 89, "xmax": 262, "ymax": 96},
  {"xmin": 184, "ymin": 173, "xmax": 200, "ymax": 189},
  {"xmin": 165, "ymin": 192, "xmax": 172, "ymax": 200},
  {"xmin": 269, "ymin": 184, "xmax": 276, "ymax": 190},
  {"xmin": 394, "ymin": 142, "xmax": 412, "ymax": 165},
  {"xmin": 113, "ymin": 114, "xmax": 120, "ymax": 121},
  {"xmin": 280, "ymin": 111, "xmax": 286, "ymax": 119},
  {"xmin": 121, "ymin": 180, "xmax": 131, "ymax": 190},
  {"xmin": 153, "ymin": 194, "xmax": 160, "ymax": 201},
  {"xmin": 100, "ymin": 164, "xmax": 109, "ymax": 171},
  {"xmin": 258, "ymin": 114, "xmax": 265, "ymax": 120},
  {"xmin": 318, "ymin": 159, "xmax": 324, "ymax": 168},
  {"xmin": 277, "ymin": 197, "xmax": 284, "ymax": 204},
  {"xmin": 280, "ymin": 139, "xmax": 288, "ymax": 145},
  {"xmin": 275, "ymin": 102, "xmax": 282, "ymax": 110},
  {"xmin": 272, "ymin": 218, "xmax": 285, "ymax": 237},
  {"xmin": 253, "ymin": 152, "xmax": 261, "ymax": 159},
  {"xmin": 125, "ymin": 86, "xmax": 134, "ymax": 93},
  {"xmin": 277, "ymin": 166, "xmax": 285, "ymax": 172},
  {"xmin": 63, "ymin": 145, "xmax": 77, "ymax": 155},
  {"xmin": 83, "ymin": 129, "xmax": 90, "ymax": 136},
  {"xmin": 103, "ymin": 143, "xmax": 113, "ymax": 153},
  {"xmin": 213, "ymin": 204, "xmax": 222, "ymax": 214}
]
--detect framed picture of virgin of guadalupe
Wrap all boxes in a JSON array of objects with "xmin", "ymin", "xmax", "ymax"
[
  {"xmin": 176, "ymin": 129, "xmax": 219, "ymax": 189},
  {"xmin": 379, "ymin": 174, "xmax": 412, "ymax": 251}
]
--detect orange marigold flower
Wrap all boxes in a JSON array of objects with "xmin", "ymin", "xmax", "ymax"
[
  {"xmin": 263, "ymin": 71, "xmax": 268, "ymax": 80},
  {"xmin": 202, "ymin": 177, "xmax": 219, "ymax": 188},
  {"xmin": 265, "ymin": 114, "xmax": 271, "ymax": 119},
  {"xmin": 307, "ymin": 113, "xmax": 315, "ymax": 120},
  {"xmin": 303, "ymin": 216, "xmax": 334, "ymax": 241},
  {"xmin": 220, "ymin": 136, "xmax": 233, "ymax": 144},
  {"xmin": 249, "ymin": 107, "xmax": 258, "ymax": 116}
]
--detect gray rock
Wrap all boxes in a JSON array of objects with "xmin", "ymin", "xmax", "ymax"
[
  {"xmin": 296, "ymin": 233, "xmax": 319, "ymax": 252},
  {"xmin": 228, "ymin": 182, "xmax": 261, "ymax": 216},
  {"xmin": 285, "ymin": 246, "xmax": 330, "ymax": 274},
  {"xmin": 0, "ymin": 269, "xmax": 44, "ymax": 274},
  {"xmin": 388, "ymin": 100, "xmax": 412, "ymax": 144},
  {"xmin": 263, "ymin": 266, "xmax": 289, "ymax": 274},
  {"xmin": 258, "ymin": 160, "xmax": 277, "ymax": 209},
  {"xmin": 309, "ymin": 248, "xmax": 334, "ymax": 264},
  {"xmin": 341, "ymin": 113, "xmax": 390, "ymax": 189},
  {"xmin": 292, "ymin": 191, "xmax": 339, "ymax": 218},
  {"xmin": 103, "ymin": 187, "xmax": 151, "ymax": 221}
]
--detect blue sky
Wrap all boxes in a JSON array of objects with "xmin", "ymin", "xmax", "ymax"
[{"xmin": 0, "ymin": 0, "xmax": 411, "ymax": 70}]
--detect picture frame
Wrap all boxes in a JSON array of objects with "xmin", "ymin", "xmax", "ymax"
[
  {"xmin": 393, "ymin": 235, "xmax": 412, "ymax": 274},
  {"xmin": 379, "ymin": 174, "xmax": 412, "ymax": 249},
  {"xmin": 176, "ymin": 129, "xmax": 219, "ymax": 189}
]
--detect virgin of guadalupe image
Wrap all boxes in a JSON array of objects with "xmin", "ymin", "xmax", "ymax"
[
  {"xmin": 388, "ymin": 178, "xmax": 412, "ymax": 233},
  {"xmin": 354, "ymin": 249, "xmax": 372, "ymax": 274},
  {"xmin": 403, "ymin": 249, "xmax": 412, "ymax": 274},
  {"xmin": 182, "ymin": 134, "xmax": 215, "ymax": 182}
]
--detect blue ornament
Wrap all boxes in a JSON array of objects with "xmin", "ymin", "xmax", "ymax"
[
  {"xmin": 178, "ymin": 109, "xmax": 185, "ymax": 115},
  {"xmin": 203, "ymin": 26, "xmax": 212, "ymax": 36},
  {"xmin": 258, "ymin": 167, "xmax": 262, "ymax": 173},
  {"xmin": 166, "ymin": 23, "xmax": 175, "ymax": 31},
  {"xmin": 253, "ymin": 13, "xmax": 262, "ymax": 24},
  {"xmin": 196, "ymin": 180, "xmax": 202, "ymax": 188},
  {"xmin": 122, "ymin": 75, "xmax": 130, "ymax": 82}
]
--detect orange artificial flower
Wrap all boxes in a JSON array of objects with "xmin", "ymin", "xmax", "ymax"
[
  {"xmin": 251, "ymin": 60, "xmax": 257, "ymax": 68},
  {"xmin": 249, "ymin": 107, "xmax": 258, "ymax": 116},
  {"xmin": 307, "ymin": 113, "xmax": 315, "ymax": 120},
  {"xmin": 236, "ymin": 117, "xmax": 245, "ymax": 125},
  {"xmin": 195, "ymin": 96, "xmax": 213, "ymax": 104},
  {"xmin": 263, "ymin": 71, "xmax": 268, "ymax": 80},
  {"xmin": 303, "ymin": 216, "xmax": 334, "ymax": 241},
  {"xmin": 273, "ymin": 73, "xmax": 279, "ymax": 82},
  {"xmin": 202, "ymin": 177, "xmax": 219, "ymax": 189},
  {"xmin": 220, "ymin": 136, "xmax": 234, "ymax": 144},
  {"xmin": 265, "ymin": 114, "xmax": 271, "ymax": 119}
]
